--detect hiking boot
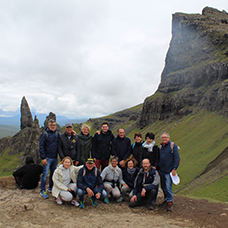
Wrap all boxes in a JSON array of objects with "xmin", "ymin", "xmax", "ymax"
[
  {"xmin": 116, "ymin": 196, "xmax": 123, "ymax": 203},
  {"xmin": 104, "ymin": 197, "xmax": 109, "ymax": 204},
  {"xmin": 79, "ymin": 200, "xmax": 84, "ymax": 208},
  {"xmin": 158, "ymin": 200, "xmax": 167, "ymax": 207},
  {"xmin": 167, "ymin": 201, "xmax": 173, "ymax": 212},
  {"xmin": 147, "ymin": 205, "xmax": 153, "ymax": 210},
  {"xmin": 40, "ymin": 190, "xmax": 49, "ymax": 199},
  {"xmin": 56, "ymin": 196, "xmax": 63, "ymax": 205},
  {"xmin": 47, "ymin": 188, "xmax": 52, "ymax": 193},
  {"xmin": 90, "ymin": 197, "xmax": 98, "ymax": 206},
  {"xmin": 71, "ymin": 199, "xmax": 79, "ymax": 206}
]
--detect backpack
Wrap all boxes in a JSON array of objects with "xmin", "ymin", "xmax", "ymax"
[
  {"xmin": 82, "ymin": 167, "xmax": 98, "ymax": 177},
  {"xmin": 160, "ymin": 142, "xmax": 180, "ymax": 154}
]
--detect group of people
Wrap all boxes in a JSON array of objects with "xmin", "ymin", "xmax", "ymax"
[{"xmin": 13, "ymin": 119, "xmax": 180, "ymax": 212}]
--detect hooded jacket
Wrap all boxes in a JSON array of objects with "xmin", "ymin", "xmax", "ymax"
[
  {"xmin": 39, "ymin": 128, "xmax": 59, "ymax": 159},
  {"xmin": 13, "ymin": 156, "xmax": 43, "ymax": 189}
]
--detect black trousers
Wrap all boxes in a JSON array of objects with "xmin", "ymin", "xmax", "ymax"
[{"xmin": 129, "ymin": 188, "xmax": 157, "ymax": 208}]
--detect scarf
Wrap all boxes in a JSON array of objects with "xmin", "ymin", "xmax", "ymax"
[
  {"xmin": 142, "ymin": 140, "xmax": 155, "ymax": 152},
  {"xmin": 127, "ymin": 167, "xmax": 136, "ymax": 175},
  {"xmin": 109, "ymin": 164, "xmax": 119, "ymax": 177}
]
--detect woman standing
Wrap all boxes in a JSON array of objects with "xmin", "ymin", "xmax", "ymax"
[
  {"xmin": 131, "ymin": 133, "xmax": 144, "ymax": 167},
  {"xmin": 77, "ymin": 124, "xmax": 93, "ymax": 165},
  {"xmin": 52, "ymin": 156, "xmax": 82, "ymax": 206},
  {"xmin": 101, "ymin": 156, "xmax": 127, "ymax": 204}
]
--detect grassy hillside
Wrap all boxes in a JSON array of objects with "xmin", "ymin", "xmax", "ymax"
[
  {"xmin": 126, "ymin": 110, "xmax": 228, "ymax": 202},
  {"xmin": 0, "ymin": 109, "xmax": 228, "ymax": 202},
  {"xmin": 0, "ymin": 124, "xmax": 19, "ymax": 138}
]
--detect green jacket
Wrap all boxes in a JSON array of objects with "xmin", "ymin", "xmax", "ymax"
[{"xmin": 77, "ymin": 132, "xmax": 93, "ymax": 165}]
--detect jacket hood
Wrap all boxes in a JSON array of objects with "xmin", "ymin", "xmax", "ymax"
[{"xmin": 25, "ymin": 156, "xmax": 34, "ymax": 164}]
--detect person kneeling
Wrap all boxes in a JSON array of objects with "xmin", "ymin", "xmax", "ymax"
[
  {"xmin": 129, "ymin": 158, "xmax": 159, "ymax": 210},
  {"xmin": 52, "ymin": 156, "xmax": 82, "ymax": 206},
  {"xmin": 77, "ymin": 158, "xmax": 107, "ymax": 208}
]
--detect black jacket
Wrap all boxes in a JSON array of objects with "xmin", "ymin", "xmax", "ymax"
[
  {"xmin": 122, "ymin": 167, "xmax": 139, "ymax": 189},
  {"xmin": 58, "ymin": 132, "xmax": 80, "ymax": 162},
  {"xmin": 131, "ymin": 141, "xmax": 144, "ymax": 167},
  {"xmin": 112, "ymin": 136, "xmax": 131, "ymax": 161},
  {"xmin": 142, "ymin": 145, "xmax": 160, "ymax": 168},
  {"xmin": 13, "ymin": 157, "xmax": 43, "ymax": 189},
  {"xmin": 91, "ymin": 129, "xmax": 114, "ymax": 161},
  {"xmin": 133, "ymin": 167, "xmax": 159, "ymax": 196}
]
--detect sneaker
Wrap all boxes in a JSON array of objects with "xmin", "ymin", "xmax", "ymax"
[
  {"xmin": 79, "ymin": 200, "xmax": 84, "ymax": 208},
  {"xmin": 104, "ymin": 197, "xmax": 109, "ymax": 204},
  {"xmin": 147, "ymin": 205, "xmax": 153, "ymax": 210},
  {"xmin": 116, "ymin": 196, "xmax": 123, "ymax": 203},
  {"xmin": 90, "ymin": 197, "xmax": 98, "ymax": 206},
  {"xmin": 158, "ymin": 200, "xmax": 167, "ymax": 207},
  {"xmin": 71, "ymin": 199, "xmax": 79, "ymax": 207},
  {"xmin": 47, "ymin": 188, "xmax": 52, "ymax": 193},
  {"xmin": 167, "ymin": 201, "xmax": 173, "ymax": 212},
  {"xmin": 40, "ymin": 190, "xmax": 49, "ymax": 199},
  {"xmin": 56, "ymin": 196, "xmax": 63, "ymax": 205}
]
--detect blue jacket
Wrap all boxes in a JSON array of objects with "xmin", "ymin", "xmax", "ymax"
[
  {"xmin": 77, "ymin": 165, "xmax": 103, "ymax": 194},
  {"xmin": 39, "ymin": 128, "xmax": 59, "ymax": 159},
  {"xmin": 112, "ymin": 136, "xmax": 131, "ymax": 161},
  {"xmin": 133, "ymin": 167, "xmax": 159, "ymax": 196},
  {"xmin": 158, "ymin": 141, "xmax": 180, "ymax": 174},
  {"xmin": 122, "ymin": 167, "xmax": 139, "ymax": 189}
]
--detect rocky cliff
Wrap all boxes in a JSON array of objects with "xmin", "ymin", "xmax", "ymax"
[
  {"xmin": 139, "ymin": 7, "xmax": 228, "ymax": 127},
  {"xmin": 0, "ymin": 97, "xmax": 62, "ymax": 170}
]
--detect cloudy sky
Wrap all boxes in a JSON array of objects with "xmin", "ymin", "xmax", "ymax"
[{"xmin": 0, "ymin": 0, "xmax": 227, "ymax": 119}]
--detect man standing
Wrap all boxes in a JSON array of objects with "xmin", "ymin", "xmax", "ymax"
[
  {"xmin": 39, "ymin": 119, "xmax": 59, "ymax": 199},
  {"xmin": 129, "ymin": 158, "xmax": 159, "ymax": 210},
  {"xmin": 13, "ymin": 156, "xmax": 43, "ymax": 189},
  {"xmin": 158, "ymin": 132, "xmax": 180, "ymax": 212},
  {"xmin": 58, "ymin": 122, "xmax": 80, "ymax": 166},
  {"xmin": 77, "ymin": 158, "xmax": 107, "ymax": 208},
  {"xmin": 111, "ymin": 128, "xmax": 131, "ymax": 168},
  {"xmin": 92, "ymin": 122, "xmax": 114, "ymax": 171}
]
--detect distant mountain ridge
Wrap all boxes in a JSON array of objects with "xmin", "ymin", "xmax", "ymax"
[{"xmin": 0, "ymin": 112, "xmax": 88, "ymax": 127}]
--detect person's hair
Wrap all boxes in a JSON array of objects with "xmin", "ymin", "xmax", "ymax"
[
  {"xmin": 59, "ymin": 156, "xmax": 73, "ymax": 166},
  {"xmin": 145, "ymin": 132, "xmax": 155, "ymax": 140},
  {"xmin": 110, "ymin": 155, "xmax": 118, "ymax": 162},
  {"xmin": 134, "ymin": 132, "xmax": 142, "ymax": 139},
  {"xmin": 81, "ymin": 123, "xmax": 91, "ymax": 132},
  {"xmin": 117, "ymin": 128, "xmax": 124, "ymax": 133},
  {"xmin": 124, "ymin": 155, "xmax": 138, "ymax": 168},
  {"xmin": 160, "ymin": 132, "xmax": 170, "ymax": 139},
  {"xmin": 101, "ymin": 122, "xmax": 109, "ymax": 127},
  {"xmin": 48, "ymin": 119, "xmax": 56, "ymax": 125}
]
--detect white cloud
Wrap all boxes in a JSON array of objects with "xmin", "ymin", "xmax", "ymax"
[{"xmin": 0, "ymin": 0, "xmax": 227, "ymax": 118}]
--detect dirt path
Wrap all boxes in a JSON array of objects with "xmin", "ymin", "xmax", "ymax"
[{"xmin": 0, "ymin": 177, "xmax": 227, "ymax": 228}]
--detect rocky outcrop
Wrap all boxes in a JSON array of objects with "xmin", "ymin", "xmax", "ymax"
[
  {"xmin": 20, "ymin": 96, "xmax": 33, "ymax": 130},
  {"xmin": 139, "ymin": 7, "xmax": 228, "ymax": 128}
]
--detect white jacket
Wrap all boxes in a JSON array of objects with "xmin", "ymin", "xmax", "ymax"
[{"xmin": 52, "ymin": 165, "xmax": 83, "ymax": 198}]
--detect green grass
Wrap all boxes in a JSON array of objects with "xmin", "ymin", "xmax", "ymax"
[
  {"xmin": 0, "ymin": 146, "xmax": 24, "ymax": 177},
  {"xmin": 0, "ymin": 124, "xmax": 19, "ymax": 138},
  {"xmin": 126, "ymin": 110, "xmax": 228, "ymax": 201}
]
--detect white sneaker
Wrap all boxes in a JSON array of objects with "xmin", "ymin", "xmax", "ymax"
[
  {"xmin": 57, "ymin": 196, "xmax": 63, "ymax": 205},
  {"xmin": 71, "ymin": 199, "xmax": 79, "ymax": 206}
]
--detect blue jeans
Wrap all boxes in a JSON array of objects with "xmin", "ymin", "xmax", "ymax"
[
  {"xmin": 77, "ymin": 188, "xmax": 107, "ymax": 201},
  {"xmin": 40, "ymin": 157, "xmax": 58, "ymax": 191},
  {"xmin": 160, "ymin": 171, "xmax": 173, "ymax": 202}
]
